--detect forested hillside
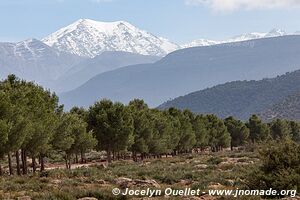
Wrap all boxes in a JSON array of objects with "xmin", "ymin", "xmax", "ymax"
[
  {"xmin": 159, "ymin": 70, "xmax": 300, "ymax": 120},
  {"xmin": 260, "ymin": 93, "xmax": 300, "ymax": 121}
]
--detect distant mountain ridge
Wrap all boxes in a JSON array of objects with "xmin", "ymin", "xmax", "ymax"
[
  {"xmin": 41, "ymin": 19, "xmax": 297, "ymax": 56},
  {"xmin": 182, "ymin": 28, "xmax": 290, "ymax": 48},
  {"xmin": 159, "ymin": 70, "xmax": 300, "ymax": 120},
  {"xmin": 60, "ymin": 35, "xmax": 300, "ymax": 110}
]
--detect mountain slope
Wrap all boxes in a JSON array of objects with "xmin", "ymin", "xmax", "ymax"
[
  {"xmin": 54, "ymin": 51, "xmax": 161, "ymax": 92},
  {"xmin": 159, "ymin": 70, "xmax": 300, "ymax": 120},
  {"xmin": 260, "ymin": 93, "xmax": 300, "ymax": 121},
  {"xmin": 43, "ymin": 19, "xmax": 179, "ymax": 57},
  {"xmin": 0, "ymin": 39, "xmax": 83, "ymax": 86},
  {"xmin": 60, "ymin": 35, "xmax": 300, "ymax": 110}
]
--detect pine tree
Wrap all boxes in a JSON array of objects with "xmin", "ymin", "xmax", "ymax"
[
  {"xmin": 88, "ymin": 99, "xmax": 134, "ymax": 163},
  {"xmin": 225, "ymin": 116, "xmax": 249, "ymax": 150},
  {"xmin": 148, "ymin": 110, "xmax": 173, "ymax": 156},
  {"xmin": 52, "ymin": 113, "xmax": 77, "ymax": 169},
  {"xmin": 167, "ymin": 108, "xmax": 196, "ymax": 153},
  {"xmin": 247, "ymin": 115, "xmax": 270, "ymax": 143},
  {"xmin": 270, "ymin": 119, "xmax": 291, "ymax": 139},
  {"xmin": 192, "ymin": 115, "xmax": 209, "ymax": 151},
  {"xmin": 206, "ymin": 114, "xmax": 231, "ymax": 151},
  {"xmin": 128, "ymin": 99, "xmax": 153, "ymax": 161}
]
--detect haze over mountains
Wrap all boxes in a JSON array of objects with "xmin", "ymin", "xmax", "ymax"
[
  {"xmin": 53, "ymin": 51, "xmax": 160, "ymax": 92},
  {"xmin": 60, "ymin": 35, "xmax": 300, "ymax": 109}
]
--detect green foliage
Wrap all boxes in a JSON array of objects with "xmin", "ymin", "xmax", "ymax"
[
  {"xmin": 290, "ymin": 121, "xmax": 300, "ymax": 143},
  {"xmin": 0, "ymin": 92, "xmax": 11, "ymax": 157},
  {"xmin": 247, "ymin": 138, "xmax": 300, "ymax": 192},
  {"xmin": 225, "ymin": 116, "xmax": 249, "ymax": 149},
  {"xmin": 88, "ymin": 99, "xmax": 134, "ymax": 162},
  {"xmin": 192, "ymin": 115, "xmax": 209, "ymax": 149},
  {"xmin": 207, "ymin": 156, "xmax": 223, "ymax": 165},
  {"xmin": 167, "ymin": 108, "xmax": 196, "ymax": 153},
  {"xmin": 206, "ymin": 114, "xmax": 231, "ymax": 151},
  {"xmin": 247, "ymin": 115, "xmax": 270, "ymax": 143},
  {"xmin": 128, "ymin": 99, "xmax": 153, "ymax": 154},
  {"xmin": 148, "ymin": 110, "xmax": 174, "ymax": 155},
  {"xmin": 270, "ymin": 119, "xmax": 291, "ymax": 139}
]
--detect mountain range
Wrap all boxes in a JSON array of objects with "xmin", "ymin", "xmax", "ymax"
[
  {"xmin": 42, "ymin": 19, "xmax": 294, "ymax": 57},
  {"xmin": 60, "ymin": 35, "xmax": 300, "ymax": 109},
  {"xmin": 1, "ymin": 19, "xmax": 300, "ymax": 115}
]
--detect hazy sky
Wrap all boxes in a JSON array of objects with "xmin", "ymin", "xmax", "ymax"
[{"xmin": 1, "ymin": 0, "xmax": 300, "ymax": 44}]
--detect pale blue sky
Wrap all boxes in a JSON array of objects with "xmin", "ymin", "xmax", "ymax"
[{"xmin": 1, "ymin": 0, "xmax": 300, "ymax": 44}]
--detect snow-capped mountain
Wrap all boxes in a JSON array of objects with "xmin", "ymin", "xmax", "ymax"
[
  {"xmin": 42, "ymin": 19, "xmax": 179, "ymax": 58},
  {"xmin": 182, "ymin": 29, "xmax": 288, "ymax": 48},
  {"xmin": 0, "ymin": 38, "xmax": 83, "ymax": 86}
]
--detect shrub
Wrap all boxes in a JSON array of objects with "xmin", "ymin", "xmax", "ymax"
[
  {"xmin": 246, "ymin": 138, "xmax": 300, "ymax": 195},
  {"xmin": 207, "ymin": 156, "xmax": 223, "ymax": 165}
]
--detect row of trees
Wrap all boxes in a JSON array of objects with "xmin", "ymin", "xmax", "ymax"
[
  {"xmin": 1, "ymin": 75, "xmax": 300, "ymax": 176},
  {"xmin": 0, "ymin": 75, "xmax": 97, "ymax": 175}
]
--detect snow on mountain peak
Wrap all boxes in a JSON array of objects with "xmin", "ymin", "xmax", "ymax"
[
  {"xmin": 265, "ymin": 28, "xmax": 287, "ymax": 37},
  {"xmin": 182, "ymin": 28, "xmax": 289, "ymax": 48},
  {"xmin": 14, "ymin": 38, "xmax": 56, "ymax": 60},
  {"xmin": 42, "ymin": 19, "xmax": 179, "ymax": 58},
  {"xmin": 181, "ymin": 39, "xmax": 220, "ymax": 48}
]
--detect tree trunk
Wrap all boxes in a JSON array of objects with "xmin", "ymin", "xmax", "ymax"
[
  {"xmin": 132, "ymin": 151, "xmax": 137, "ymax": 162},
  {"xmin": 75, "ymin": 154, "xmax": 78, "ymax": 164},
  {"xmin": 173, "ymin": 150, "xmax": 177, "ymax": 156},
  {"xmin": 80, "ymin": 151, "xmax": 84, "ymax": 163},
  {"xmin": 8, "ymin": 152, "xmax": 13, "ymax": 175},
  {"xmin": 65, "ymin": 158, "xmax": 68, "ymax": 169},
  {"xmin": 0, "ymin": 163, "xmax": 3, "ymax": 176},
  {"xmin": 107, "ymin": 149, "xmax": 112, "ymax": 163},
  {"xmin": 21, "ymin": 149, "xmax": 27, "ymax": 175},
  {"xmin": 32, "ymin": 156, "xmax": 36, "ymax": 173},
  {"xmin": 16, "ymin": 150, "xmax": 21, "ymax": 175},
  {"xmin": 40, "ymin": 155, "xmax": 45, "ymax": 172},
  {"xmin": 112, "ymin": 151, "xmax": 115, "ymax": 161},
  {"xmin": 65, "ymin": 154, "xmax": 71, "ymax": 170},
  {"xmin": 68, "ymin": 155, "xmax": 72, "ymax": 169}
]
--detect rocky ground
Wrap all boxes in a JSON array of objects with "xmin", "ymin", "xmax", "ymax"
[{"xmin": 0, "ymin": 150, "xmax": 297, "ymax": 200}]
